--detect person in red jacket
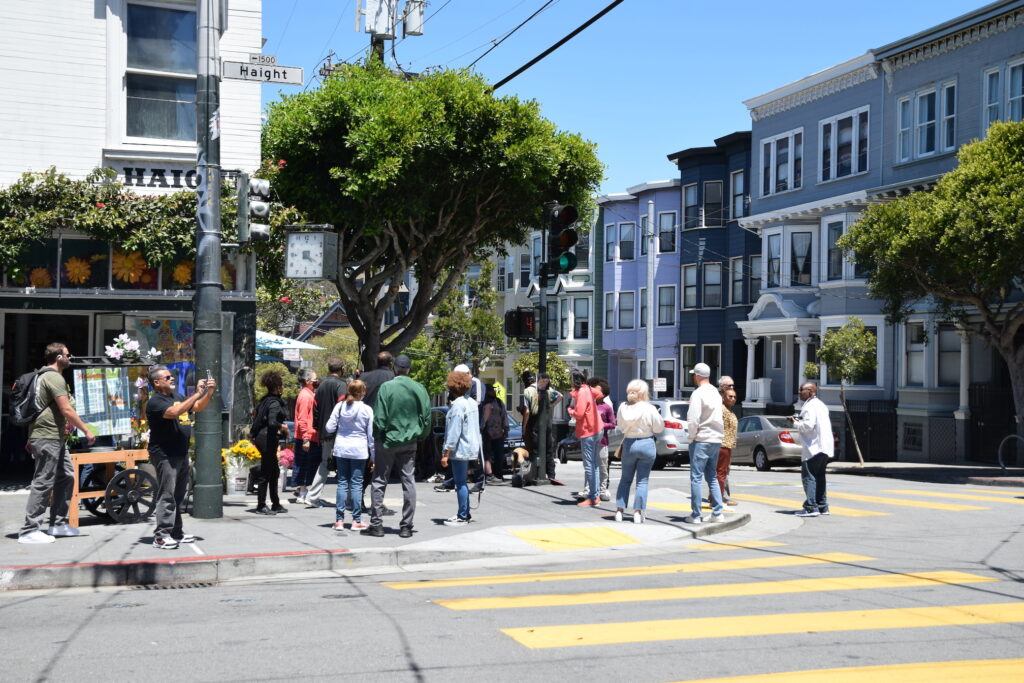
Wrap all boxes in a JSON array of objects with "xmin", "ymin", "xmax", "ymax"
[
  {"xmin": 568, "ymin": 369, "xmax": 602, "ymax": 507},
  {"xmin": 292, "ymin": 368, "xmax": 319, "ymax": 505}
]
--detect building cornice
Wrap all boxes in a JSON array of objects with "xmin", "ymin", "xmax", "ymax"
[
  {"xmin": 880, "ymin": 6, "xmax": 1024, "ymax": 91},
  {"xmin": 746, "ymin": 62, "xmax": 880, "ymax": 122},
  {"xmin": 739, "ymin": 189, "xmax": 881, "ymax": 232}
]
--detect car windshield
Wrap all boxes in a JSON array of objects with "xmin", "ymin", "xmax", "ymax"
[{"xmin": 766, "ymin": 418, "xmax": 792, "ymax": 429}]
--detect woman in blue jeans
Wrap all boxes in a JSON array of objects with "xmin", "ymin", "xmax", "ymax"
[
  {"xmin": 614, "ymin": 379, "xmax": 665, "ymax": 524},
  {"xmin": 324, "ymin": 379, "xmax": 374, "ymax": 531},
  {"xmin": 441, "ymin": 370, "xmax": 481, "ymax": 527}
]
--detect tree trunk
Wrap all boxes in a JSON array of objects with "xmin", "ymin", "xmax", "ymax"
[
  {"xmin": 839, "ymin": 383, "xmax": 866, "ymax": 466},
  {"xmin": 996, "ymin": 344, "xmax": 1024, "ymax": 468}
]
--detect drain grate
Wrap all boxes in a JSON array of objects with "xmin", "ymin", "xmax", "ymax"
[
  {"xmin": 90, "ymin": 602, "xmax": 145, "ymax": 609},
  {"xmin": 132, "ymin": 582, "xmax": 216, "ymax": 590},
  {"xmin": 322, "ymin": 594, "xmax": 361, "ymax": 600}
]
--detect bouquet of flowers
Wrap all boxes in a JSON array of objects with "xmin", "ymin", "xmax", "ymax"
[
  {"xmin": 105, "ymin": 333, "xmax": 162, "ymax": 363},
  {"xmin": 131, "ymin": 417, "xmax": 150, "ymax": 446},
  {"xmin": 221, "ymin": 439, "xmax": 261, "ymax": 470},
  {"xmin": 278, "ymin": 447, "xmax": 295, "ymax": 469}
]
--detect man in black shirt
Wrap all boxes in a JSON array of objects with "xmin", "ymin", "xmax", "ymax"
[
  {"xmin": 147, "ymin": 364, "xmax": 215, "ymax": 550},
  {"xmin": 356, "ymin": 352, "xmax": 394, "ymax": 511},
  {"xmin": 305, "ymin": 356, "xmax": 349, "ymax": 507}
]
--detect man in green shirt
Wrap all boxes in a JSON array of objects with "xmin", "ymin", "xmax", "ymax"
[
  {"xmin": 366, "ymin": 354, "xmax": 431, "ymax": 538},
  {"xmin": 19, "ymin": 342, "xmax": 95, "ymax": 544}
]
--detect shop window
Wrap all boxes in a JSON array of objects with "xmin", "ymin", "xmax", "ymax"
[
  {"xmin": 61, "ymin": 238, "xmax": 109, "ymax": 289},
  {"xmin": 112, "ymin": 249, "xmax": 158, "ymax": 290},
  {"xmin": 9, "ymin": 239, "xmax": 59, "ymax": 289}
]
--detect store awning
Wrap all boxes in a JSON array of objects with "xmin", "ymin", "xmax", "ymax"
[{"xmin": 256, "ymin": 330, "xmax": 325, "ymax": 351}]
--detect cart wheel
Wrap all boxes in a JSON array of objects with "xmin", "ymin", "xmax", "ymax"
[
  {"xmin": 104, "ymin": 468, "xmax": 158, "ymax": 524},
  {"xmin": 81, "ymin": 469, "xmax": 111, "ymax": 519}
]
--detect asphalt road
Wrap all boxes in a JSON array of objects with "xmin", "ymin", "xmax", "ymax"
[{"xmin": 3, "ymin": 465, "xmax": 1023, "ymax": 682}]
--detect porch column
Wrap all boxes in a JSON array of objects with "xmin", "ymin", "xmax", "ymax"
[
  {"xmin": 744, "ymin": 337, "xmax": 757, "ymax": 401},
  {"xmin": 954, "ymin": 328, "xmax": 971, "ymax": 462},
  {"xmin": 796, "ymin": 336, "xmax": 811, "ymax": 392}
]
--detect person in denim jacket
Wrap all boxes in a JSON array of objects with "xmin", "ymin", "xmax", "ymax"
[{"xmin": 441, "ymin": 371, "xmax": 481, "ymax": 527}]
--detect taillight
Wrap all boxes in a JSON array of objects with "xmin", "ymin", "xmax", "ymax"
[
  {"xmin": 778, "ymin": 431, "xmax": 795, "ymax": 444},
  {"xmin": 664, "ymin": 420, "xmax": 683, "ymax": 429}
]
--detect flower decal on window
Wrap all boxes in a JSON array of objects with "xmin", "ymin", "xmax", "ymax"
[
  {"xmin": 112, "ymin": 250, "xmax": 148, "ymax": 283},
  {"xmin": 64, "ymin": 257, "xmax": 92, "ymax": 285},
  {"xmin": 29, "ymin": 267, "xmax": 53, "ymax": 288}
]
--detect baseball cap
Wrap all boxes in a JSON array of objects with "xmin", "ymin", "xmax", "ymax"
[
  {"xmin": 453, "ymin": 363, "xmax": 470, "ymax": 373},
  {"xmin": 394, "ymin": 354, "xmax": 411, "ymax": 369},
  {"xmin": 689, "ymin": 362, "xmax": 711, "ymax": 378}
]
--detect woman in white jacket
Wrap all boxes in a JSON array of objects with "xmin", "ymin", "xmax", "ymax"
[
  {"xmin": 324, "ymin": 380, "xmax": 374, "ymax": 531},
  {"xmin": 614, "ymin": 379, "xmax": 665, "ymax": 523}
]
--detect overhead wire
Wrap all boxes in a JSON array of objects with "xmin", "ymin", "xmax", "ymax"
[{"xmin": 466, "ymin": 0, "xmax": 559, "ymax": 69}]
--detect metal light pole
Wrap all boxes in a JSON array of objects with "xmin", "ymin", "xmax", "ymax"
[
  {"xmin": 646, "ymin": 199, "xmax": 657, "ymax": 399},
  {"xmin": 193, "ymin": 0, "xmax": 224, "ymax": 518},
  {"xmin": 535, "ymin": 204, "xmax": 554, "ymax": 485}
]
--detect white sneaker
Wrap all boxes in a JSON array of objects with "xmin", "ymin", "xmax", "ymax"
[
  {"xmin": 721, "ymin": 505, "xmax": 735, "ymax": 512},
  {"xmin": 177, "ymin": 534, "xmax": 196, "ymax": 543},
  {"xmin": 47, "ymin": 524, "xmax": 80, "ymax": 537},
  {"xmin": 682, "ymin": 515, "xmax": 703, "ymax": 524},
  {"xmin": 633, "ymin": 511, "xmax": 644, "ymax": 524},
  {"xmin": 443, "ymin": 516, "xmax": 469, "ymax": 527},
  {"xmin": 795, "ymin": 510, "xmax": 820, "ymax": 517},
  {"xmin": 304, "ymin": 497, "xmax": 320, "ymax": 508},
  {"xmin": 709, "ymin": 514, "xmax": 725, "ymax": 523},
  {"xmin": 18, "ymin": 530, "xmax": 55, "ymax": 544},
  {"xmin": 614, "ymin": 510, "xmax": 623, "ymax": 522},
  {"xmin": 599, "ymin": 491, "xmax": 611, "ymax": 502}
]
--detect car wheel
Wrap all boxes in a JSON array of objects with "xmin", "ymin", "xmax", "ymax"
[
  {"xmin": 754, "ymin": 448, "xmax": 771, "ymax": 471},
  {"xmin": 652, "ymin": 456, "xmax": 668, "ymax": 470},
  {"xmin": 558, "ymin": 446, "xmax": 567, "ymax": 464}
]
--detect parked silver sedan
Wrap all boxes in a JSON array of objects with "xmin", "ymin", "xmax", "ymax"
[
  {"xmin": 607, "ymin": 399, "xmax": 690, "ymax": 470},
  {"xmin": 731, "ymin": 415, "xmax": 803, "ymax": 471}
]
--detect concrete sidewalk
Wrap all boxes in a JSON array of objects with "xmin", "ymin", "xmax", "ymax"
[{"xmin": 0, "ymin": 467, "xmax": 750, "ymax": 591}]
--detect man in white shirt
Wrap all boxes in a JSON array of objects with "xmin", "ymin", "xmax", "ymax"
[
  {"xmin": 791, "ymin": 382, "xmax": 834, "ymax": 517},
  {"xmin": 684, "ymin": 363, "xmax": 725, "ymax": 524}
]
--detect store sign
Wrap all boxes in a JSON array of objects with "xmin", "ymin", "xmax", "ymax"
[
  {"xmin": 282, "ymin": 349, "xmax": 301, "ymax": 361},
  {"xmin": 116, "ymin": 166, "xmax": 199, "ymax": 190}
]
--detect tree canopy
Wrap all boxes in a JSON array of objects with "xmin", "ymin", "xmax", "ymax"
[
  {"xmin": 512, "ymin": 351, "xmax": 571, "ymax": 391},
  {"xmin": 841, "ymin": 121, "xmax": 1024, "ymax": 423},
  {"xmin": 261, "ymin": 62, "xmax": 603, "ymax": 369}
]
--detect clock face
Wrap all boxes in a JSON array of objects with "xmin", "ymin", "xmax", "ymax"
[{"xmin": 286, "ymin": 232, "xmax": 325, "ymax": 279}]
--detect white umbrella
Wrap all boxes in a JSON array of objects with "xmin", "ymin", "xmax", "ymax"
[{"xmin": 255, "ymin": 330, "xmax": 325, "ymax": 351}]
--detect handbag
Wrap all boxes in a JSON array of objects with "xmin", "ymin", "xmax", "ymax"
[{"xmin": 611, "ymin": 442, "xmax": 623, "ymax": 461}]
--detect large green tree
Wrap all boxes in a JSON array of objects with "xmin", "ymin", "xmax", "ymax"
[
  {"xmin": 841, "ymin": 121, "xmax": 1024, "ymax": 436},
  {"xmin": 261, "ymin": 62, "xmax": 602, "ymax": 369},
  {"xmin": 816, "ymin": 317, "xmax": 877, "ymax": 465}
]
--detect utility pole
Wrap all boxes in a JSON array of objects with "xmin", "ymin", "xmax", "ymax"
[
  {"xmin": 193, "ymin": 0, "xmax": 224, "ymax": 518},
  {"xmin": 646, "ymin": 199, "xmax": 657, "ymax": 399},
  {"xmin": 536, "ymin": 214, "xmax": 551, "ymax": 485},
  {"xmin": 359, "ymin": 1, "xmax": 424, "ymax": 64}
]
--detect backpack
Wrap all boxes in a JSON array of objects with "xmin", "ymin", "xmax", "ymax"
[{"xmin": 10, "ymin": 368, "xmax": 57, "ymax": 427}]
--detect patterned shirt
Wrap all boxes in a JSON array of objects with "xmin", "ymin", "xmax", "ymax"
[{"xmin": 722, "ymin": 407, "xmax": 738, "ymax": 449}]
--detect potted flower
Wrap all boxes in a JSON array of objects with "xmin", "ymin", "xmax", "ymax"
[
  {"xmin": 277, "ymin": 447, "xmax": 295, "ymax": 493},
  {"xmin": 221, "ymin": 439, "xmax": 261, "ymax": 497}
]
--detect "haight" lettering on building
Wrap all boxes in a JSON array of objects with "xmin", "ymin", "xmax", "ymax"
[{"xmin": 119, "ymin": 167, "xmax": 199, "ymax": 189}]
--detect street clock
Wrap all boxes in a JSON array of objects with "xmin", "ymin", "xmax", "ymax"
[{"xmin": 284, "ymin": 230, "xmax": 337, "ymax": 280}]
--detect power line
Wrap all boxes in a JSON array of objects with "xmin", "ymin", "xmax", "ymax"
[
  {"xmin": 492, "ymin": 0, "xmax": 624, "ymax": 91},
  {"xmin": 468, "ymin": 0, "xmax": 558, "ymax": 69}
]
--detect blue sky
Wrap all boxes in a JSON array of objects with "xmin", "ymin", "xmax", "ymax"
[{"xmin": 258, "ymin": 0, "xmax": 984, "ymax": 194}]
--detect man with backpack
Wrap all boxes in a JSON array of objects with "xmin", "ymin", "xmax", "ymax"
[{"xmin": 18, "ymin": 342, "xmax": 95, "ymax": 544}]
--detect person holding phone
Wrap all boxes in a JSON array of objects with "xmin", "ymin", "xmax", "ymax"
[{"xmin": 147, "ymin": 364, "xmax": 216, "ymax": 549}]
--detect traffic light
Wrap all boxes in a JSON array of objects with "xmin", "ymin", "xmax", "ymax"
[
  {"xmin": 237, "ymin": 172, "xmax": 272, "ymax": 243},
  {"xmin": 504, "ymin": 307, "xmax": 537, "ymax": 341},
  {"xmin": 547, "ymin": 203, "xmax": 579, "ymax": 274}
]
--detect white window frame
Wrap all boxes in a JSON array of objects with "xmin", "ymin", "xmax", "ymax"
[
  {"xmin": 730, "ymin": 256, "xmax": 744, "ymax": 305},
  {"xmin": 658, "ymin": 211, "xmax": 677, "ymax": 253},
  {"xmin": 639, "ymin": 216, "xmax": 648, "ymax": 257},
  {"xmin": 604, "ymin": 292, "xmax": 614, "ymax": 330},
  {"xmin": 639, "ymin": 287, "xmax": 647, "ymax": 328},
  {"xmin": 904, "ymin": 321, "xmax": 926, "ymax": 387},
  {"xmin": 936, "ymin": 323, "xmax": 962, "ymax": 388},
  {"xmin": 560, "ymin": 298, "xmax": 570, "ymax": 339},
  {"xmin": 790, "ymin": 231, "xmax": 814, "ymax": 287},
  {"xmin": 618, "ymin": 223, "xmax": 635, "ymax": 261},
  {"xmin": 703, "ymin": 262, "xmax": 722, "ymax": 308},
  {"xmin": 701, "ymin": 344, "xmax": 721, "ymax": 384},
  {"xmin": 818, "ymin": 105, "xmax": 869, "ymax": 183},
  {"xmin": 683, "ymin": 184, "xmax": 699, "ymax": 229},
  {"xmin": 657, "ymin": 358, "xmax": 676, "ymax": 398},
  {"xmin": 983, "ymin": 66, "xmax": 1002, "ymax": 134},
  {"xmin": 915, "ymin": 87, "xmax": 938, "ymax": 158},
  {"xmin": 898, "ymin": 81, "xmax": 956, "ymax": 160},
  {"xmin": 897, "ymin": 96, "xmax": 913, "ymax": 163},
  {"xmin": 680, "ymin": 344, "xmax": 696, "ymax": 382},
  {"xmin": 1009, "ymin": 59, "xmax": 1024, "ymax": 124},
  {"xmin": 749, "ymin": 254, "xmax": 762, "ymax": 301},
  {"xmin": 703, "ymin": 180, "xmax": 724, "ymax": 226},
  {"xmin": 941, "ymin": 81, "xmax": 957, "ymax": 152},
  {"xmin": 771, "ymin": 339, "xmax": 783, "ymax": 370},
  {"xmin": 730, "ymin": 169, "xmax": 746, "ymax": 219},
  {"xmin": 682, "ymin": 264, "xmax": 697, "ymax": 309},
  {"xmin": 657, "ymin": 285, "xmax": 676, "ymax": 326},
  {"xmin": 573, "ymin": 297, "xmax": 589, "ymax": 340},
  {"xmin": 759, "ymin": 127, "xmax": 803, "ymax": 197},
  {"xmin": 618, "ymin": 291, "xmax": 635, "ymax": 329},
  {"xmin": 765, "ymin": 232, "xmax": 782, "ymax": 288},
  {"xmin": 496, "ymin": 262, "xmax": 505, "ymax": 292}
]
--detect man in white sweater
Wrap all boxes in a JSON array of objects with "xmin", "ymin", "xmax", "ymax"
[
  {"xmin": 684, "ymin": 363, "xmax": 724, "ymax": 524},
  {"xmin": 791, "ymin": 382, "xmax": 834, "ymax": 517}
]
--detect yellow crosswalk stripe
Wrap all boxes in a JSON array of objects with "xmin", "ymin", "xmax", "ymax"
[
  {"xmin": 501, "ymin": 602, "xmax": 1024, "ymax": 649},
  {"xmin": 827, "ymin": 491, "xmax": 986, "ymax": 511},
  {"xmin": 730, "ymin": 493, "xmax": 889, "ymax": 517},
  {"xmin": 509, "ymin": 527, "xmax": 639, "ymax": 551},
  {"xmin": 691, "ymin": 541, "xmax": 786, "ymax": 551},
  {"xmin": 678, "ymin": 657, "xmax": 1024, "ymax": 682},
  {"xmin": 884, "ymin": 489, "xmax": 1024, "ymax": 505},
  {"xmin": 381, "ymin": 552, "xmax": 873, "ymax": 590},
  {"xmin": 963, "ymin": 488, "xmax": 1024, "ymax": 497},
  {"xmin": 435, "ymin": 571, "xmax": 994, "ymax": 611}
]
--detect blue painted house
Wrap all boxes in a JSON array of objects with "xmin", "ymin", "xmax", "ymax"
[
  {"xmin": 597, "ymin": 180, "xmax": 681, "ymax": 403},
  {"xmin": 667, "ymin": 132, "xmax": 757, "ymax": 401}
]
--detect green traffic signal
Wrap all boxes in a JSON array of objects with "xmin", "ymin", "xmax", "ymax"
[{"xmin": 547, "ymin": 203, "xmax": 579, "ymax": 274}]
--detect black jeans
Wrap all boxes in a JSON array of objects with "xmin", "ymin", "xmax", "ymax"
[
  {"xmin": 150, "ymin": 451, "xmax": 190, "ymax": 541},
  {"xmin": 254, "ymin": 436, "xmax": 280, "ymax": 508},
  {"xmin": 484, "ymin": 437, "xmax": 505, "ymax": 478}
]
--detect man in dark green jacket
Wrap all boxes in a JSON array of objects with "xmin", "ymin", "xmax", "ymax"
[{"xmin": 364, "ymin": 354, "xmax": 431, "ymax": 538}]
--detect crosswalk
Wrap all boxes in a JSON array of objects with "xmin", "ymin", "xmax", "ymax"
[{"xmin": 381, "ymin": 540, "xmax": 1024, "ymax": 680}]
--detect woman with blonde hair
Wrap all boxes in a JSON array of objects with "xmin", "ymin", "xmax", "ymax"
[
  {"xmin": 614, "ymin": 379, "xmax": 664, "ymax": 523},
  {"xmin": 324, "ymin": 379, "xmax": 374, "ymax": 531}
]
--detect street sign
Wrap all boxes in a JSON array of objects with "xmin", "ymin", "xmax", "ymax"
[
  {"xmin": 223, "ymin": 61, "xmax": 303, "ymax": 85},
  {"xmin": 249, "ymin": 54, "xmax": 277, "ymax": 65},
  {"xmin": 652, "ymin": 377, "xmax": 667, "ymax": 392}
]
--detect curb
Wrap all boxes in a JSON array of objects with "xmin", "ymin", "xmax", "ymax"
[
  {"xmin": 0, "ymin": 514, "xmax": 750, "ymax": 591},
  {"xmin": 965, "ymin": 477, "xmax": 1024, "ymax": 488}
]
